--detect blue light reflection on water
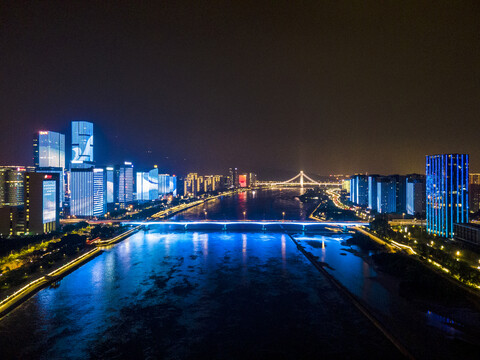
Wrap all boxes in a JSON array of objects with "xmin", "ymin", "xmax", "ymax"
[{"xmin": 0, "ymin": 230, "xmax": 398, "ymax": 359}]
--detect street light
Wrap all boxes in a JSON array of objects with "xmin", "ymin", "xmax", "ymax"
[
  {"xmin": 243, "ymin": 211, "xmax": 246, "ymax": 221},
  {"xmin": 204, "ymin": 210, "xmax": 207, "ymax": 220},
  {"xmin": 282, "ymin": 211, "xmax": 285, "ymax": 222}
]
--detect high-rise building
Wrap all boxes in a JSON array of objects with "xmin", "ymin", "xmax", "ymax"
[
  {"xmin": 70, "ymin": 167, "xmax": 106, "ymax": 217},
  {"xmin": 158, "ymin": 174, "xmax": 177, "ymax": 196},
  {"xmin": 24, "ymin": 172, "xmax": 60, "ymax": 234},
  {"xmin": 406, "ymin": 174, "xmax": 426, "ymax": 216},
  {"xmin": 169, "ymin": 175, "xmax": 177, "ymax": 196},
  {"xmin": 0, "ymin": 170, "xmax": 59, "ymax": 235},
  {"xmin": 184, "ymin": 173, "xmax": 198, "ymax": 196},
  {"xmin": 469, "ymin": 174, "xmax": 480, "ymax": 214},
  {"xmin": 106, "ymin": 167, "xmax": 115, "ymax": 203},
  {"xmin": 426, "ymin": 154, "xmax": 469, "ymax": 238},
  {"xmin": 148, "ymin": 168, "xmax": 159, "ymax": 200},
  {"xmin": 33, "ymin": 130, "xmax": 66, "ymax": 206},
  {"xmin": 349, "ymin": 175, "xmax": 368, "ymax": 206},
  {"xmin": 374, "ymin": 175, "xmax": 408, "ymax": 214},
  {"xmin": 93, "ymin": 169, "xmax": 107, "ymax": 216},
  {"xmin": 136, "ymin": 172, "xmax": 149, "ymax": 201},
  {"xmin": 0, "ymin": 167, "xmax": 31, "ymax": 207},
  {"xmin": 342, "ymin": 179, "xmax": 351, "ymax": 193},
  {"xmin": 158, "ymin": 174, "xmax": 169, "ymax": 195},
  {"xmin": 228, "ymin": 168, "xmax": 238, "ymax": 188},
  {"xmin": 136, "ymin": 168, "xmax": 159, "ymax": 201},
  {"xmin": 248, "ymin": 173, "xmax": 257, "ymax": 187},
  {"xmin": 118, "ymin": 162, "xmax": 134, "ymax": 207},
  {"xmin": 391, "ymin": 174, "xmax": 407, "ymax": 214},
  {"xmin": 377, "ymin": 177, "xmax": 396, "ymax": 213},
  {"xmin": 33, "ymin": 131, "xmax": 65, "ymax": 168},
  {"xmin": 203, "ymin": 175, "xmax": 222, "ymax": 192},
  {"xmin": 71, "ymin": 121, "xmax": 94, "ymax": 163},
  {"xmin": 367, "ymin": 175, "xmax": 379, "ymax": 211},
  {"xmin": 239, "ymin": 174, "xmax": 247, "ymax": 188}
]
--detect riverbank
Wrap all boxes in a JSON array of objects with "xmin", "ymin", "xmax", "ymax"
[{"xmin": 0, "ymin": 225, "xmax": 142, "ymax": 319}]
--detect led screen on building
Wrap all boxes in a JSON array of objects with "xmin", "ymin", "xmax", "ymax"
[
  {"xmin": 239, "ymin": 174, "xmax": 247, "ymax": 188},
  {"xmin": 43, "ymin": 180, "xmax": 56, "ymax": 223}
]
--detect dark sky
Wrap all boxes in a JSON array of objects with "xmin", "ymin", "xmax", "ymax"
[{"xmin": 1, "ymin": 1, "xmax": 479, "ymax": 178}]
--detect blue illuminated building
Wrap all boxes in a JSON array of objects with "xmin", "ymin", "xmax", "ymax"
[
  {"xmin": 149, "ymin": 168, "xmax": 159, "ymax": 200},
  {"xmin": 368, "ymin": 175, "xmax": 379, "ymax": 211},
  {"xmin": 377, "ymin": 177, "xmax": 396, "ymax": 213},
  {"xmin": 106, "ymin": 167, "xmax": 115, "ymax": 203},
  {"xmin": 118, "ymin": 162, "xmax": 134, "ymax": 207},
  {"xmin": 136, "ymin": 168, "xmax": 159, "ymax": 201},
  {"xmin": 349, "ymin": 177, "xmax": 356, "ymax": 203},
  {"xmin": 71, "ymin": 121, "xmax": 94, "ymax": 164},
  {"xmin": 159, "ymin": 174, "xmax": 177, "ymax": 196},
  {"xmin": 33, "ymin": 130, "xmax": 66, "ymax": 206},
  {"xmin": 405, "ymin": 174, "xmax": 425, "ymax": 216},
  {"xmin": 33, "ymin": 131, "xmax": 65, "ymax": 168},
  {"xmin": 349, "ymin": 175, "xmax": 368, "ymax": 206},
  {"xmin": 426, "ymin": 154, "xmax": 469, "ymax": 238},
  {"xmin": 24, "ymin": 172, "xmax": 59, "ymax": 234},
  {"xmin": 70, "ymin": 167, "xmax": 106, "ymax": 217},
  {"xmin": 93, "ymin": 168, "xmax": 107, "ymax": 216}
]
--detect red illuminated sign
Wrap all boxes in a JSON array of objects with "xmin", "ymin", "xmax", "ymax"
[{"xmin": 239, "ymin": 174, "xmax": 247, "ymax": 188}]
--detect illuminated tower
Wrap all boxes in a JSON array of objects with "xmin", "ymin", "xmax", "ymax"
[
  {"xmin": 33, "ymin": 131, "xmax": 65, "ymax": 168},
  {"xmin": 71, "ymin": 121, "xmax": 94, "ymax": 164},
  {"xmin": 33, "ymin": 130, "xmax": 66, "ymax": 206},
  {"xmin": 426, "ymin": 154, "xmax": 469, "ymax": 238}
]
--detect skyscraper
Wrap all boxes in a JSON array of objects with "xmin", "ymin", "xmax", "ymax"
[
  {"xmin": 426, "ymin": 154, "xmax": 469, "ymax": 238},
  {"xmin": 367, "ymin": 175, "xmax": 379, "ymax": 211},
  {"xmin": 93, "ymin": 168, "xmax": 107, "ymax": 216},
  {"xmin": 71, "ymin": 121, "xmax": 94, "ymax": 163},
  {"xmin": 33, "ymin": 130, "xmax": 66, "ymax": 206},
  {"xmin": 118, "ymin": 162, "xmax": 134, "ymax": 206},
  {"xmin": 377, "ymin": 177, "xmax": 396, "ymax": 214},
  {"xmin": 70, "ymin": 167, "xmax": 106, "ymax": 217},
  {"xmin": 184, "ymin": 173, "xmax": 198, "ymax": 196},
  {"xmin": 136, "ymin": 168, "xmax": 159, "ymax": 201},
  {"xmin": 349, "ymin": 175, "xmax": 368, "ymax": 206},
  {"xmin": 33, "ymin": 131, "xmax": 65, "ymax": 168},
  {"xmin": 24, "ymin": 172, "xmax": 59, "ymax": 234},
  {"xmin": 0, "ymin": 167, "xmax": 29, "ymax": 207},
  {"xmin": 406, "ymin": 174, "xmax": 426, "ymax": 216},
  {"xmin": 106, "ymin": 167, "xmax": 115, "ymax": 204},
  {"xmin": 228, "ymin": 168, "xmax": 238, "ymax": 188}
]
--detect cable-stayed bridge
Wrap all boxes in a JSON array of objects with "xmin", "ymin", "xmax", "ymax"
[{"xmin": 256, "ymin": 171, "xmax": 342, "ymax": 187}]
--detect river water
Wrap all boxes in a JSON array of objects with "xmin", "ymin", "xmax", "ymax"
[{"xmin": 0, "ymin": 189, "xmax": 479, "ymax": 359}]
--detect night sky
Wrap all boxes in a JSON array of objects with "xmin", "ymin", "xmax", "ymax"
[{"xmin": 1, "ymin": 1, "xmax": 479, "ymax": 178}]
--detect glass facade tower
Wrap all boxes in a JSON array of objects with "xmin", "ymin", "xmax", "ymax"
[
  {"xmin": 70, "ymin": 168, "xmax": 106, "ymax": 217},
  {"xmin": 426, "ymin": 154, "xmax": 469, "ymax": 238},
  {"xmin": 118, "ymin": 162, "xmax": 134, "ymax": 206},
  {"xmin": 72, "ymin": 121, "xmax": 94, "ymax": 163},
  {"xmin": 33, "ymin": 131, "xmax": 65, "ymax": 168}
]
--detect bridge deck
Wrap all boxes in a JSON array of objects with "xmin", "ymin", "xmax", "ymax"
[{"xmin": 126, "ymin": 220, "xmax": 368, "ymax": 228}]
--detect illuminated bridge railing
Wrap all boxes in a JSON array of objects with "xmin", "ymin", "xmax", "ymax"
[{"xmin": 124, "ymin": 220, "xmax": 369, "ymax": 232}]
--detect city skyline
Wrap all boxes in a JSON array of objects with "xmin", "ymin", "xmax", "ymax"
[{"xmin": 1, "ymin": 2, "xmax": 480, "ymax": 176}]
